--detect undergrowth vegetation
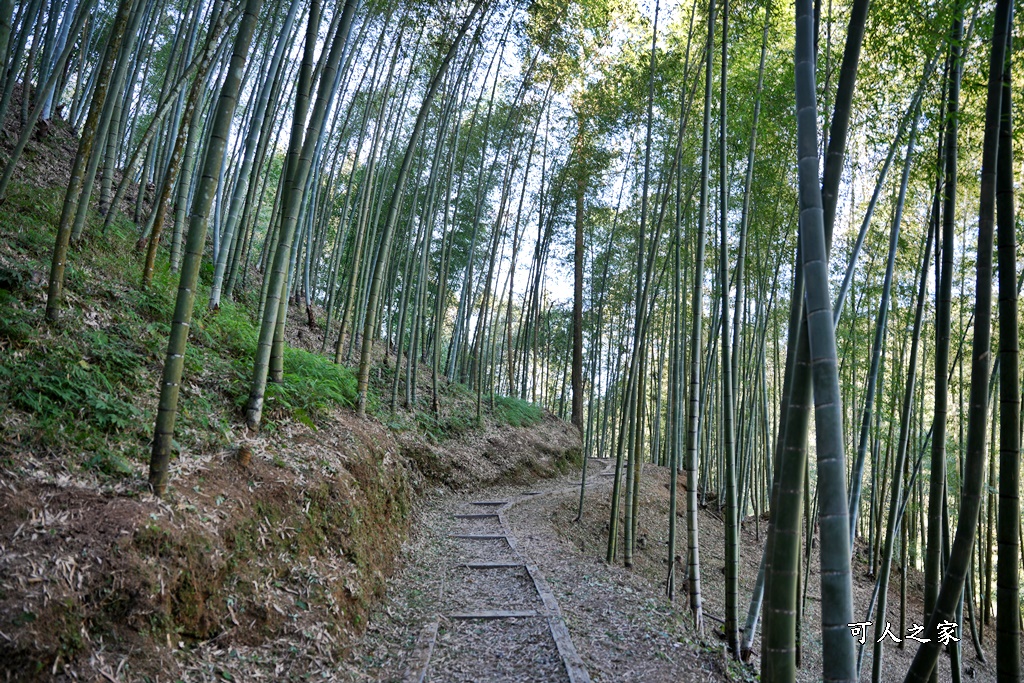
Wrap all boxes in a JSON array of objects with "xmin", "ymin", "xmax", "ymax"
[
  {"xmin": 0, "ymin": 181, "xmax": 546, "ymax": 482},
  {"xmin": 0, "ymin": 54, "xmax": 576, "ymax": 679},
  {"xmin": 492, "ymin": 395, "xmax": 544, "ymax": 427},
  {"xmin": 0, "ymin": 184, "xmax": 358, "ymax": 478}
]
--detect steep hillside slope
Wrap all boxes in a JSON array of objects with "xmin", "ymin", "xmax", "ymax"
[{"xmin": 0, "ymin": 112, "xmax": 581, "ymax": 681}]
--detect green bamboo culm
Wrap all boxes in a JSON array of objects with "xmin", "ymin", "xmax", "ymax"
[
  {"xmin": 846, "ymin": 103, "xmax": 921, "ymax": 545},
  {"xmin": 717, "ymin": 0, "xmax": 739, "ymax": 659},
  {"xmin": 102, "ymin": 0, "xmax": 237, "ymax": 238},
  {"xmin": 66, "ymin": 0, "xmax": 150, "ymax": 245},
  {"xmin": 762, "ymin": 259, "xmax": 810, "ymax": 683},
  {"xmin": 267, "ymin": 0, "xmax": 358, "ymax": 385},
  {"xmin": 736, "ymin": 4, "xmax": 771, "ymax": 661},
  {"xmin": 793, "ymin": 0, "xmax": 856, "ymax": 680},
  {"xmin": 925, "ymin": 9, "xmax": 963, "ymax": 665},
  {"xmin": 0, "ymin": 0, "xmax": 15, "ymax": 126},
  {"xmin": 870, "ymin": 108, "xmax": 926, "ymax": 683},
  {"xmin": 355, "ymin": 0, "xmax": 488, "ymax": 415},
  {"xmin": 245, "ymin": 0, "xmax": 358, "ymax": 430},
  {"xmin": 208, "ymin": 0, "xmax": 304, "ymax": 310},
  {"xmin": 993, "ymin": 5, "xmax": 1019, "ymax": 680},
  {"xmin": 0, "ymin": 0, "xmax": 93, "ymax": 202},
  {"xmin": 43, "ymin": 0, "xmax": 128, "ymax": 322},
  {"xmin": 148, "ymin": 0, "xmax": 263, "ymax": 497},
  {"xmin": 764, "ymin": 0, "xmax": 868, "ymax": 674},
  {"xmin": 903, "ymin": 0, "xmax": 1011, "ymax": 679},
  {"xmin": 141, "ymin": 6, "xmax": 234, "ymax": 288},
  {"xmin": 682, "ymin": 0, "xmax": 717, "ymax": 631}
]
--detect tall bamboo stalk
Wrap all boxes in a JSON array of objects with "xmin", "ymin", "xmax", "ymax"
[{"xmin": 148, "ymin": 0, "xmax": 263, "ymax": 496}]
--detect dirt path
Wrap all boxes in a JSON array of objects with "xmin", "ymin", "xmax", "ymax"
[
  {"xmin": 343, "ymin": 462, "xmax": 730, "ymax": 682},
  {"xmin": 403, "ymin": 494, "xmax": 588, "ymax": 683}
]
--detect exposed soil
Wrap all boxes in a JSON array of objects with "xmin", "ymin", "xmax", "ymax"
[
  {"xmin": 552, "ymin": 462, "xmax": 1002, "ymax": 682},
  {"xmin": 346, "ymin": 465, "xmax": 730, "ymax": 683},
  {"xmin": 0, "ymin": 408, "xmax": 581, "ymax": 682},
  {"xmin": 431, "ymin": 617, "xmax": 567, "ymax": 683},
  {"xmin": 0, "ymin": 411, "xmax": 408, "ymax": 681},
  {"xmin": 1, "ymin": 84, "xmax": 153, "ymax": 216},
  {"xmin": 351, "ymin": 460, "xmax": 1011, "ymax": 682}
]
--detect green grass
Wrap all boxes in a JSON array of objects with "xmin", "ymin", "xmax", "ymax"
[
  {"xmin": 394, "ymin": 386, "xmax": 543, "ymax": 443},
  {"xmin": 0, "ymin": 183, "xmax": 356, "ymax": 479},
  {"xmin": 413, "ymin": 407, "xmax": 476, "ymax": 442},
  {"xmin": 491, "ymin": 394, "xmax": 544, "ymax": 427},
  {"xmin": 225, "ymin": 344, "xmax": 358, "ymax": 428},
  {"xmin": 0, "ymin": 326, "xmax": 147, "ymax": 432}
]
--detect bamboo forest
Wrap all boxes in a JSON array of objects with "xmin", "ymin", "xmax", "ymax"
[{"xmin": 0, "ymin": 0, "xmax": 1023, "ymax": 679}]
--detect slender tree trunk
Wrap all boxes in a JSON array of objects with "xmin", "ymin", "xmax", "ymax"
[
  {"xmin": 683, "ymin": 0, "xmax": 716, "ymax": 631},
  {"xmin": 571, "ymin": 121, "xmax": 585, "ymax": 432},
  {"xmin": 246, "ymin": 0, "xmax": 358, "ymax": 428},
  {"xmin": 265, "ymin": 0, "xmax": 356, "ymax": 386},
  {"xmin": 794, "ymin": 0, "xmax": 855, "ymax": 679},
  {"xmin": 102, "ymin": 1, "xmax": 237, "ymax": 233},
  {"xmin": 209, "ymin": 0, "xmax": 302, "ymax": 308},
  {"xmin": 42, "ymin": 0, "xmax": 127, "ymax": 321},
  {"xmin": 848, "ymin": 105, "xmax": 921, "ymax": 543},
  {"xmin": 148, "ymin": 0, "xmax": 262, "ymax": 496},
  {"xmin": 871, "ymin": 140, "xmax": 928, "ymax": 683},
  {"xmin": 904, "ymin": 0, "xmax": 1010, "ymax": 678},
  {"xmin": 141, "ymin": 6, "xmax": 231, "ymax": 285},
  {"xmin": 924, "ymin": 19, "xmax": 961, "ymax": 683},
  {"xmin": 718, "ymin": 0, "xmax": 739, "ymax": 658},
  {"xmin": 993, "ymin": 14, "xmax": 1019, "ymax": 679},
  {"xmin": 355, "ymin": 0, "xmax": 486, "ymax": 415}
]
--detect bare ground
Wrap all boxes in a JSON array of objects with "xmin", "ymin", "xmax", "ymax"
[
  {"xmin": 351, "ymin": 459, "xmax": 1011, "ymax": 682},
  {"xmin": 0, "ymin": 408, "xmax": 581, "ymax": 682},
  {"xmin": 560, "ymin": 462, "xmax": 1003, "ymax": 682},
  {"xmin": 345, "ymin": 464, "xmax": 733, "ymax": 682}
]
